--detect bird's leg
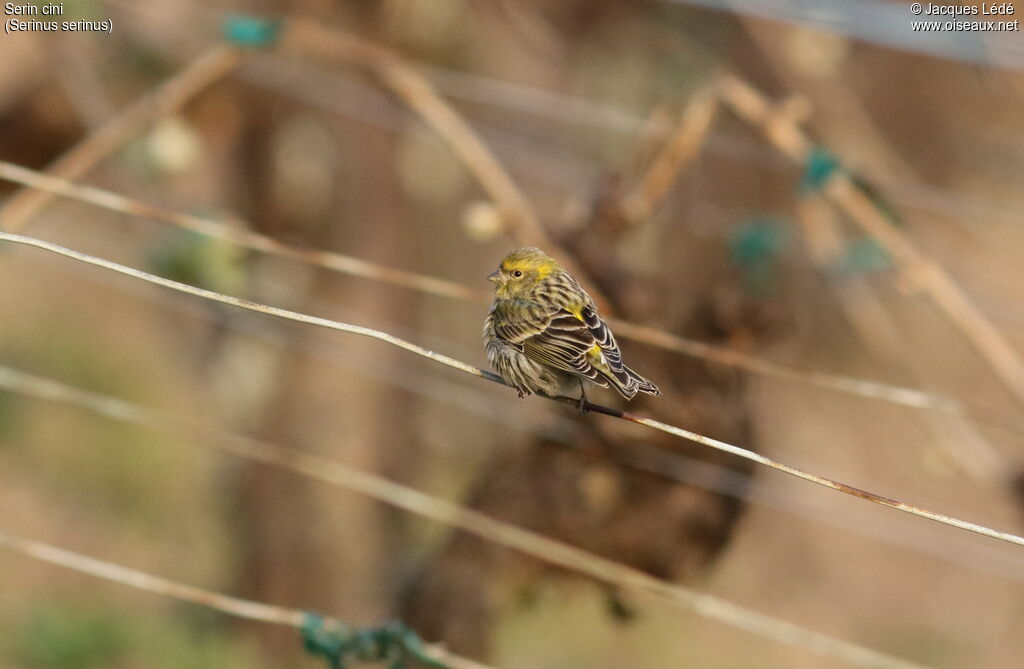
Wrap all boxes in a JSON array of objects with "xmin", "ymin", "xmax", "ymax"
[{"xmin": 576, "ymin": 378, "xmax": 589, "ymax": 414}]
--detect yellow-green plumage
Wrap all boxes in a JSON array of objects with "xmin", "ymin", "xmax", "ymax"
[{"xmin": 483, "ymin": 247, "xmax": 661, "ymax": 400}]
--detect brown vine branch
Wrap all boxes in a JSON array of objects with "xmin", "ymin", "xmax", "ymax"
[
  {"xmin": 622, "ymin": 87, "xmax": 719, "ymax": 223},
  {"xmin": 0, "ymin": 44, "xmax": 244, "ymax": 233},
  {"xmin": 717, "ymin": 72, "xmax": 1024, "ymax": 410},
  {"xmin": 277, "ymin": 18, "xmax": 607, "ymax": 305}
]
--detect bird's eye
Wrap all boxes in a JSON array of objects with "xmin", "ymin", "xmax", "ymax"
[{"xmin": 512, "ymin": 270, "xmax": 523, "ymax": 278}]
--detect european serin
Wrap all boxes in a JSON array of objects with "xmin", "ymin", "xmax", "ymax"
[{"xmin": 483, "ymin": 247, "xmax": 661, "ymax": 402}]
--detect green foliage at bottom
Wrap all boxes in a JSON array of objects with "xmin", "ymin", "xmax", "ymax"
[
  {"xmin": 8, "ymin": 601, "xmax": 247, "ymax": 669},
  {"xmin": 12, "ymin": 605, "xmax": 127, "ymax": 669}
]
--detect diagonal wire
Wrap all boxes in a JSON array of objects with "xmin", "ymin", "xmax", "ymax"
[
  {"xmin": 16, "ymin": 244, "xmax": 1024, "ymax": 586},
  {"xmin": 17, "ymin": 236, "xmax": 1024, "ymax": 586},
  {"xmin": 1, "ymin": 230, "xmax": 1022, "ymax": 551},
  {"xmin": 88, "ymin": 7, "xmax": 1024, "ymax": 362},
  {"xmin": 6, "ymin": 342, "xmax": 1024, "ymax": 589},
  {"xmin": 7, "ymin": 7, "xmax": 1014, "ymax": 665},
  {"xmin": 0, "ymin": 368, "xmax": 929, "ymax": 669},
  {"xmin": 0, "ymin": 529, "xmax": 489, "ymax": 669},
  {"xmin": 2, "ymin": 161, "xmax": 1021, "ymax": 441}
]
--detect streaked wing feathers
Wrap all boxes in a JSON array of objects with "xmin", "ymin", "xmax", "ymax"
[
  {"xmin": 521, "ymin": 313, "xmax": 608, "ymax": 386},
  {"xmin": 495, "ymin": 299, "xmax": 630, "ymax": 389},
  {"xmin": 487, "ymin": 291, "xmax": 660, "ymax": 399}
]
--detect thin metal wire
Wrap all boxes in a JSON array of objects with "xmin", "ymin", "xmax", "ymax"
[
  {"xmin": 0, "ymin": 529, "xmax": 490, "ymax": 669},
  {"xmin": 2, "ymin": 230, "xmax": 1022, "ymax": 551},
  {"xmin": 0, "ymin": 367, "xmax": 929, "ymax": 669},
  {"xmin": 6, "ymin": 334, "xmax": 1024, "ymax": 589},
  {"xmin": 17, "ymin": 243, "xmax": 1024, "ymax": 586},
  {"xmin": 22, "ymin": 232, "xmax": 1024, "ymax": 588},
  {"xmin": 2, "ymin": 7, "xmax": 1015, "ymax": 667},
  {"xmin": 3, "ymin": 161, "xmax": 1020, "ymax": 441}
]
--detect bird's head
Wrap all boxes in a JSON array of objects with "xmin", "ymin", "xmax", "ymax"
[{"xmin": 488, "ymin": 247, "xmax": 560, "ymax": 299}]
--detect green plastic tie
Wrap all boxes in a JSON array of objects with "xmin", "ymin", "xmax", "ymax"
[
  {"xmin": 223, "ymin": 14, "xmax": 282, "ymax": 47},
  {"xmin": 302, "ymin": 613, "xmax": 347, "ymax": 669},
  {"xmin": 800, "ymin": 146, "xmax": 841, "ymax": 193},
  {"xmin": 300, "ymin": 613, "xmax": 448, "ymax": 669}
]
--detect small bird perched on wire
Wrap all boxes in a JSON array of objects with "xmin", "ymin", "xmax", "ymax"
[{"xmin": 483, "ymin": 247, "xmax": 661, "ymax": 406}]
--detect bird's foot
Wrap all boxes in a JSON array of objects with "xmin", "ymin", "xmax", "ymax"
[
  {"xmin": 576, "ymin": 380, "xmax": 589, "ymax": 414},
  {"xmin": 576, "ymin": 396, "xmax": 589, "ymax": 414}
]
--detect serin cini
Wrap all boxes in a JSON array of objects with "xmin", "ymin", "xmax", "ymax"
[{"xmin": 483, "ymin": 247, "xmax": 661, "ymax": 403}]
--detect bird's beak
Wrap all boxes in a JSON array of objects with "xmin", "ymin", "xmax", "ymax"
[{"xmin": 487, "ymin": 270, "xmax": 501, "ymax": 284}]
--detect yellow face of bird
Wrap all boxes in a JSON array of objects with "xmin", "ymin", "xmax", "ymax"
[{"xmin": 487, "ymin": 247, "xmax": 560, "ymax": 299}]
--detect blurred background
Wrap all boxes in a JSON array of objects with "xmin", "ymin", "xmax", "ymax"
[{"xmin": 2, "ymin": 1, "xmax": 1024, "ymax": 667}]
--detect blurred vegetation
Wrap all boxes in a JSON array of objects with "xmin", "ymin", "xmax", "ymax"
[
  {"xmin": 1, "ymin": 1, "xmax": 1023, "ymax": 668},
  {"xmin": 8, "ymin": 599, "xmax": 250, "ymax": 669}
]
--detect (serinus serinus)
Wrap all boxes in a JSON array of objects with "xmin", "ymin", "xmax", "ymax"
[{"xmin": 483, "ymin": 247, "xmax": 661, "ymax": 403}]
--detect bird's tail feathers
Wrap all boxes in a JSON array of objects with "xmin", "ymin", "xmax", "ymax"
[{"xmin": 608, "ymin": 365, "xmax": 661, "ymax": 400}]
